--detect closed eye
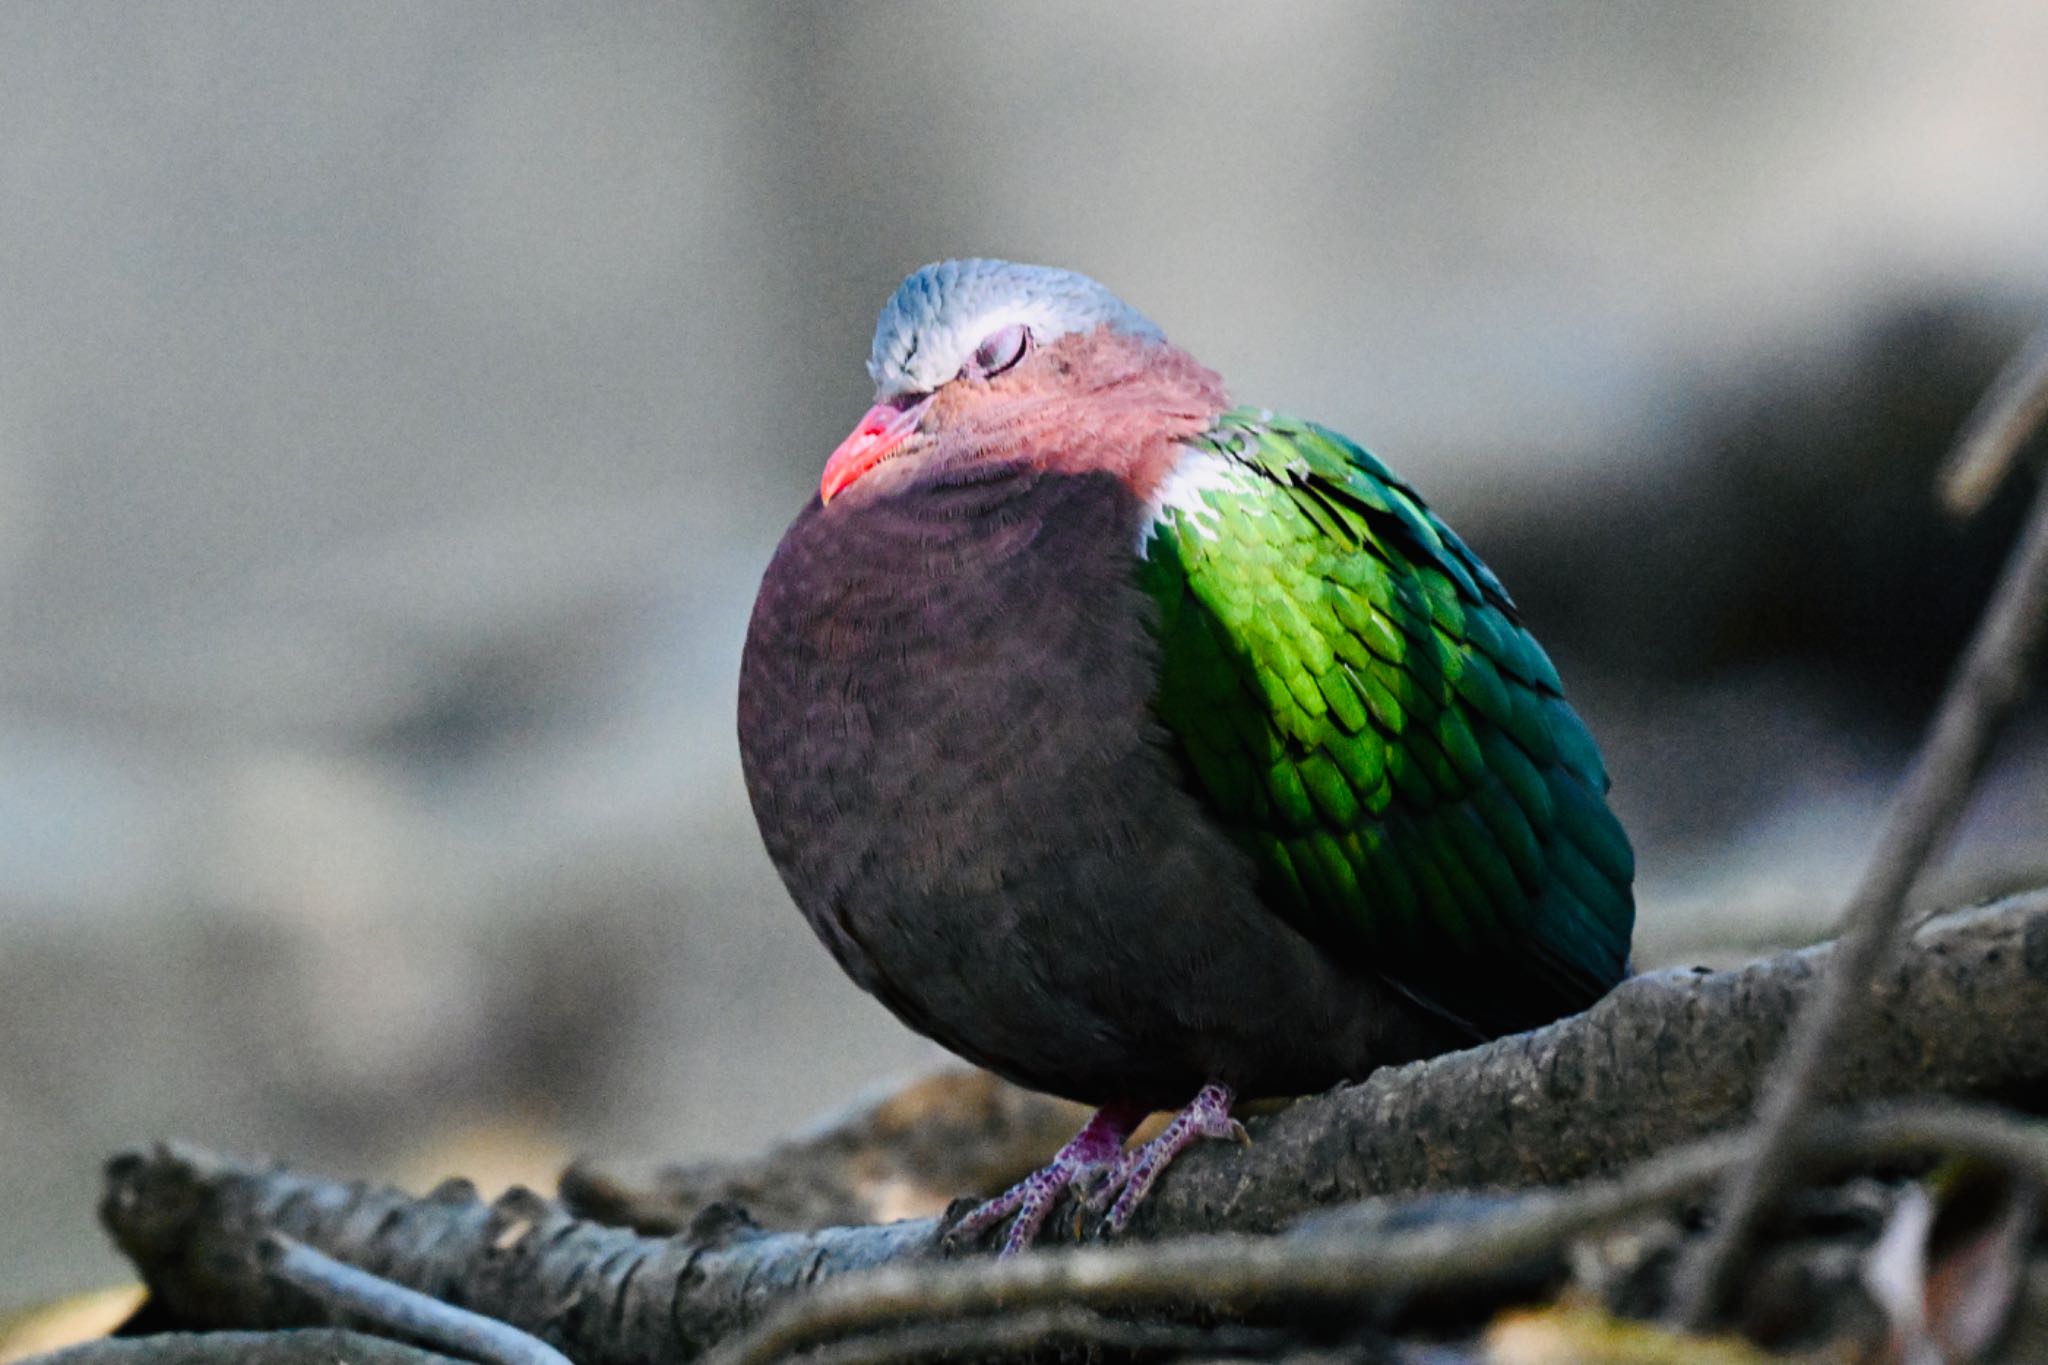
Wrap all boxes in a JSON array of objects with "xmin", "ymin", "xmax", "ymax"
[{"xmin": 966, "ymin": 323, "xmax": 1032, "ymax": 380}]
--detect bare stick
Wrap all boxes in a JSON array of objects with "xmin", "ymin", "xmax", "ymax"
[
  {"xmin": 706, "ymin": 1101, "xmax": 2048, "ymax": 1365},
  {"xmin": 98, "ymin": 893, "xmax": 2048, "ymax": 1363},
  {"xmin": 21, "ymin": 1330, "xmax": 468, "ymax": 1365},
  {"xmin": 1670, "ymin": 342, "xmax": 2048, "ymax": 1329},
  {"xmin": 1939, "ymin": 320, "xmax": 2048, "ymax": 516},
  {"xmin": 259, "ymin": 1235, "xmax": 573, "ymax": 1365},
  {"xmin": 778, "ymin": 1304, "xmax": 1288, "ymax": 1365},
  {"xmin": 561, "ymin": 1068, "xmax": 1085, "ymax": 1235}
]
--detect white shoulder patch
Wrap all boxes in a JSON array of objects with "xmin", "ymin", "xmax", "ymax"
[{"xmin": 1139, "ymin": 445, "xmax": 1265, "ymax": 554}]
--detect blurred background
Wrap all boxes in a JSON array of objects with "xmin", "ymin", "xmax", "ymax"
[{"xmin": 3, "ymin": 2, "xmax": 2046, "ymax": 1310}]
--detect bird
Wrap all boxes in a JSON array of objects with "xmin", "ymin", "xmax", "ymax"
[{"xmin": 737, "ymin": 258, "xmax": 1634, "ymax": 1255}]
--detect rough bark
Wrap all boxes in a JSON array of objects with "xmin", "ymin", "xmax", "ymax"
[
  {"xmin": 1128, "ymin": 891, "xmax": 2048, "ymax": 1237},
  {"xmin": 712, "ymin": 1100, "xmax": 2048, "ymax": 1365},
  {"xmin": 98, "ymin": 891, "xmax": 2048, "ymax": 1364},
  {"xmin": 560, "ymin": 1069, "xmax": 1088, "ymax": 1235},
  {"xmin": 29, "ymin": 1330, "xmax": 461, "ymax": 1365}
]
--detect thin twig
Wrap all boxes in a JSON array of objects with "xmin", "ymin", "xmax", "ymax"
[
  {"xmin": 260, "ymin": 1235, "xmax": 574, "ymax": 1365},
  {"xmin": 1669, "ymin": 336, "xmax": 2048, "ymax": 1330},
  {"xmin": 13, "ymin": 1330, "xmax": 470, "ymax": 1365},
  {"xmin": 1939, "ymin": 320, "xmax": 2048, "ymax": 516},
  {"xmin": 782, "ymin": 1304, "xmax": 1291, "ymax": 1365},
  {"xmin": 706, "ymin": 1101, "xmax": 2048, "ymax": 1365}
]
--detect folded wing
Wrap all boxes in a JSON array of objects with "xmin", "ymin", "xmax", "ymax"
[{"xmin": 1138, "ymin": 410, "xmax": 1635, "ymax": 1038}]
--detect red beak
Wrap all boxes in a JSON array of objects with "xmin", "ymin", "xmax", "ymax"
[{"xmin": 820, "ymin": 396, "xmax": 934, "ymax": 504}]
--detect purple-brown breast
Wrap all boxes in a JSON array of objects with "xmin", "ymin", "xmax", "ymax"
[{"xmin": 736, "ymin": 330, "xmax": 1465, "ymax": 1107}]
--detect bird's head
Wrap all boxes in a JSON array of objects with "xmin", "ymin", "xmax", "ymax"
[{"xmin": 818, "ymin": 259, "xmax": 1173, "ymax": 504}]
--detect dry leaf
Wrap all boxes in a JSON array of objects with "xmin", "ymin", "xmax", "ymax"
[
  {"xmin": 1861, "ymin": 1163, "xmax": 2038, "ymax": 1365},
  {"xmin": 0, "ymin": 1285, "xmax": 147, "ymax": 1364},
  {"xmin": 1485, "ymin": 1305, "xmax": 1791, "ymax": 1364}
]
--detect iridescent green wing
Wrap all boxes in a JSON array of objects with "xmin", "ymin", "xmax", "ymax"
[{"xmin": 1137, "ymin": 408, "xmax": 1634, "ymax": 1036}]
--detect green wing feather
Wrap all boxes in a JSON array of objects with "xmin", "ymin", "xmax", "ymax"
[{"xmin": 1138, "ymin": 408, "xmax": 1634, "ymax": 1037}]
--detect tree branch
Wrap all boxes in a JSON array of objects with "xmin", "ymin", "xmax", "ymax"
[
  {"xmin": 99, "ymin": 890, "xmax": 2048, "ymax": 1364},
  {"xmin": 1121, "ymin": 889, "xmax": 2048, "ymax": 1238},
  {"xmin": 1939, "ymin": 318, "xmax": 2048, "ymax": 516},
  {"xmin": 560, "ymin": 1069, "xmax": 1086, "ymax": 1235},
  {"xmin": 1671, "ymin": 330, "xmax": 2048, "ymax": 1329},
  {"xmin": 258, "ymin": 1235, "xmax": 571, "ymax": 1365},
  {"xmin": 707, "ymin": 1100, "xmax": 2048, "ymax": 1365},
  {"xmin": 28, "ymin": 1330, "xmax": 465, "ymax": 1365}
]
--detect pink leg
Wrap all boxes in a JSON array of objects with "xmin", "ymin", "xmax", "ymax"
[
  {"xmin": 954, "ymin": 1084, "xmax": 1251, "ymax": 1255},
  {"xmin": 951, "ymin": 1102, "xmax": 1144, "ymax": 1257},
  {"xmin": 1087, "ymin": 1083, "xmax": 1248, "ymax": 1232}
]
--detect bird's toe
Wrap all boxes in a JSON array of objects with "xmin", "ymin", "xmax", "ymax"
[
  {"xmin": 1077, "ymin": 1151, "xmax": 1141, "ymax": 1212},
  {"xmin": 1100, "ymin": 1083, "xmax": 1242, "ymax": 1233},
  {"xmin": 952, "ymin": 1152, "xmax": 1123, "ymax": 1256}
]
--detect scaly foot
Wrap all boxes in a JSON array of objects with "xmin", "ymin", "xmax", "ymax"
[
  {"xmin": 952, "ymin": 1084, "xmax": 1249, "ymax": 1255},
  {"xmin": 1083, "ymin": 1083, "xmax": 1248, "ymax": 1232},
  {"xmin": 951, "ymin": 1103, "xmax": 1141, "ymax": 1256}
]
